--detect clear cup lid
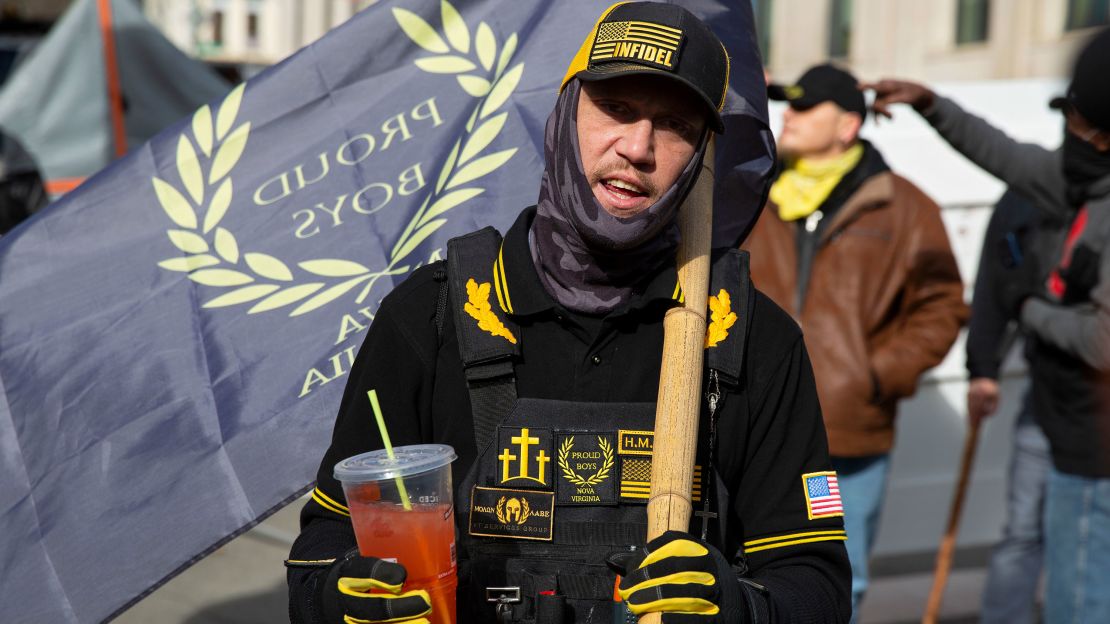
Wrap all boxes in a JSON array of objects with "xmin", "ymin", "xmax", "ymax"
[{"xmin": 334, "ymin": 444, "xmax": 457, "ymax": 483}]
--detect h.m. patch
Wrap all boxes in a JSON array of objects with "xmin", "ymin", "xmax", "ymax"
[
  {"xmin": 468, "ymin": 486, "xmax": 555, "ymax": 541},
  {"xmin": 590, "ymin": 20, "xmax": 685, "ymax": 70},
  {"xmin": 555, "ymin": 432, "xmax": 617, "ymax": 506},
  {"xmin": 495, "ymin": 426, "xmax": 553, "ymax": 489},
  {"xmin": 617, "ymin": 429, "xmax": 655, "ymax": 455},
  {"xmin": 802, "ymin": 471, "xmax": 843, "ymax": 520}
]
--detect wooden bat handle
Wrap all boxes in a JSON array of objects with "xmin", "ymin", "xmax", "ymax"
[{"xmin": 641, "ymin": 140, "xmax": 715, "ymax": 623}]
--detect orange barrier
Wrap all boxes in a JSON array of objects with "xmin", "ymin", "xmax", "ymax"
[{"xmin": 45, "ymin": 178, "xmax": 87, "ymax": 196}]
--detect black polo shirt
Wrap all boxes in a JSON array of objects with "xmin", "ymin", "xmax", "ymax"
[{"xmin": 290, "ymin": 207, "xmax": 850, "ymax": 622}]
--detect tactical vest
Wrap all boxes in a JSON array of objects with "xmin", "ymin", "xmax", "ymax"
[{"xmin": 442, "ymin": 227, "xmax": 753, "ymax": 624}]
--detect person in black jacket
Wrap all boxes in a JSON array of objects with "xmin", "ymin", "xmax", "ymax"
[
  {"xmin": 867, "ymin": 27, "xmax": 1110, "ymax": 624},
  {"xmin": 967, "ymin": 189, "xmax": 1059, "ymax": 624},
  {"xmin": 286, "ymin": 3, "xmax": 851, "ymax": 623}
]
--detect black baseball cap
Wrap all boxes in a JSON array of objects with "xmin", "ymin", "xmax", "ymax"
[
  {"xmin": 767, "ymin": 63, "xmax": 867, "ymax": 119},
  {"xmin": 1049, "ymin": 27, "xmax": 1110, "ymax": 132},
  {"xmin": 561, "ymin": 2, "xmax": 730, "ymax": 133}
]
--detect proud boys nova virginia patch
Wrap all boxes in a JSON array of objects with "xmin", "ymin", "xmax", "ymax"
[{"xmin": 555, "ymin": 432, "xmax": 617, "ymax": 505}]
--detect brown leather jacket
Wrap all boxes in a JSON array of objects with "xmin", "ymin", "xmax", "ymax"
[{"xmin": 743, "ymin": 160, "xmax": 968, "ymax": 457}]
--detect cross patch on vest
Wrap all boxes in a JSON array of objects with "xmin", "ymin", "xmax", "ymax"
[
  {"xmin": 468, "ymin": 486, "xmax": 554, "ymax": 541},
  {"xmin": 616, "ymin": 430, "xmax": 703, "ymax": 504},
  {"xmin": 555, "ymin": 431, "xmax": 617, "ymax": 506},
  {"xmin": 495, "ymin": 426, "xmax": 553, "ymax": 489}
]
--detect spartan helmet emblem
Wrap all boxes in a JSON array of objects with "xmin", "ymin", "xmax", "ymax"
[
  {"xmin": 495, "ymin": 495, "xmax": 532, "ymax": 525},
  {"xmin": 504, "ymin": 497, "xmax": 522, "ymax": 523}
]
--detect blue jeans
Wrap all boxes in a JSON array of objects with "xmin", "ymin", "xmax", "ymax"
[
  {"xmin": 980, "ymin": 394, "xmax": 1050, "ymax": 624},
  {"xmin": 1043, "ymin": 468, "xmax": 1110, "ymax": 624},
  {"xmin": 830, "ymin": 454, "xmax": 891, "ymax": 623}
]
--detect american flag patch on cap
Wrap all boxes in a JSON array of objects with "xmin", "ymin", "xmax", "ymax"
[{"xmin": 802, "ymin": 471, "xmax": 843, "ymax": 520}]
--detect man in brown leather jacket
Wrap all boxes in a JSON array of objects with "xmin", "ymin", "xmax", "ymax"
[{"xmin": 742, "ymin": 63, "xmax": 968, "ymax": 621}]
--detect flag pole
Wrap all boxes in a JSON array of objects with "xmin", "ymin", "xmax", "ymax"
[
  {"xmin": 641, "ymin": 138, "xmax": 716, "ymax": 624},
  {"xmin": 96, "ymin": 0, "xmax": 128, "ymax": 158}
]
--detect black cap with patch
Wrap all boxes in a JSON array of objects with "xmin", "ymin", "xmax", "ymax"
[
  {"xmin": 1049, "ymin": 27, "xmax": 1110, "ymax": 132},
  {"xmin": 562, "ymin": 2, "xmax": 730, "ymax": 133},
  {"xmin": 767, "ymin": 63, "xmax": 867, "ymax": 119}
]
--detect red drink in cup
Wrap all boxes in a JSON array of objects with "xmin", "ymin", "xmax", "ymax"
[{"xmin": 336, "ymin": 445, "xmax": 458, "ymax": 624}]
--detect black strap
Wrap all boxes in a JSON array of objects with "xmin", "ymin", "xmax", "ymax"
[
  {"xmin": 705, "ymin": 249, "xmax": 752, "ymax": 386},
  {"xmin": 519, "ymin": 568, "xmax": 613, "ymax": 602},
  {"xmin": 556, "ymin": 575, "xmax": 613, "ymax": 601},
  {"xmin": 553, "ymin": 520, "xmax": 647, "ymax": 546},
  {"xmin": 433, "ymin": 266, "xmax": 449, "ymax": 339},
  {"xmin": 447, "ymin": 228, "xmax": 521, "ymax": 452},
  {"xmin": 465, "ymin": 362, "xmax": 518, "ymax": 453},
  {"xmin": 738, "ymin": 577, "xmax": 771, "ymax": 624},
  {"xmin": 701, "ymin": 249, "xmax": 754, "ymax": 546}
]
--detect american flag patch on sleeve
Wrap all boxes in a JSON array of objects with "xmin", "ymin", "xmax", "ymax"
[{"xmin": 802, "ymin": 471, "xmax": 843, "ymax": 519}]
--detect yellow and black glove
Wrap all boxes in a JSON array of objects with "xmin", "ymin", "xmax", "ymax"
[
  {"xmin": 319, "ymin": 551, "xmax": 432, "ymax": 624},
  {"xmin": 609, "ymin": 531, "xmax": 766, "ymax": 623}
]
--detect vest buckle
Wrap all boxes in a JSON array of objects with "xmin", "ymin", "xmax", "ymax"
[{"xmin": 486, "ymin": 586, "xmax": 521, "ymax": 623}]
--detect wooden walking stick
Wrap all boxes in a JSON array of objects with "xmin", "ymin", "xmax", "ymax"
[
  {"xmin": 641, "ymin": 139, "xmax": 716, "ymax": 624},
  {"xmin": 922, "ymin": 417, "xmax": 982, "ymax": 624}
]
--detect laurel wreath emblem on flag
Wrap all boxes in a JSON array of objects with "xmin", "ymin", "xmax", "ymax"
[{"xmin": 154, "ymin": 0, "xmax": 524, "ymax": 317}]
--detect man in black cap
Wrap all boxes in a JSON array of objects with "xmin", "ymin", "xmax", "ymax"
[
  {"xmin": 867, "ymin": 27, "xmax": 1110, "ymax": 624},
  {"xmin": 744, "ymin": 62, "xmax": 967, "ymax": 620},
  {"xmin": 286, "ymin": 3, "xmax": 850, "ymax": 623}
]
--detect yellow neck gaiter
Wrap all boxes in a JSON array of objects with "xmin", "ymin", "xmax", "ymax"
[{"xmin": 769, "ymin": 143, "xmax": 864, "ymax": 222}]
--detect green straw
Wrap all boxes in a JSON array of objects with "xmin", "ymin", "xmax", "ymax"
[{"xmin": 368, "ymin": 389, "xmax": 412, "ymax": 511}]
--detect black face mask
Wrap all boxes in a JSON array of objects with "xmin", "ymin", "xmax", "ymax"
[{"xmin": 1062, "ymin": 128, "xmax": 1110, "ymax": 206}]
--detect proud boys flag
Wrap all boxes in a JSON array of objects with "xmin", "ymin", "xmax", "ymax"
[{"xmin": 0, "ymin": 1, "xmax": 772, "ymax": 621}]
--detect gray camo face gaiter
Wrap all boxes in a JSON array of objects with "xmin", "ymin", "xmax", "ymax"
[{"xmin": 529, "ymin": 79, "xmax": 707, "ymax": 314}]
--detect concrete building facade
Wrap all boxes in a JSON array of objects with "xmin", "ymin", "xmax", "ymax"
[
  {"xmin": 142, "ymin": 0, "xmax": 378, "ymax": 66},
  {"xmin": 138, "ymin": 1, "xmax": 1108, "ymax": 82},
  {"xmin": 760, "ymin": 0, "xmax": 1109, "ymax": 83}
]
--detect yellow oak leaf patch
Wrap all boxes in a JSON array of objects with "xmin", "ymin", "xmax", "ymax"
[
  {"xmin": 464, "ymin": 278, "xmax": 517, "ymax": 344},
  {"xmin": 705, "ymin": 288, "xmax": 738, "ymax": 348}
]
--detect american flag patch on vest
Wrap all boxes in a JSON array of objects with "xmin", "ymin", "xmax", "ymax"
[{"xmin": 802, "ymin": 472, "xmax": 843, "ymax": 519}]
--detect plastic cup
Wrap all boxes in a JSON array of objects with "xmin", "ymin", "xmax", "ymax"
[{"xmin": 335, "ymin": 444, "xmax": 458, "ymax": 624}]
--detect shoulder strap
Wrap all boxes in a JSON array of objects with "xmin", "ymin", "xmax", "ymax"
[
  {"xmin": 447, "ymin": 227, "xmax": 520, "ymax": 452},
  {"xmin": 706, "ymin": 249, "xmax": 752, "ymax": 386},
  {"xmin": 433, "ymin": 264, "xmax": 449, "ymax": 338},
  {"xmin": 697, "ymin": 249, "xmax": 754, "ymax": 544}
]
